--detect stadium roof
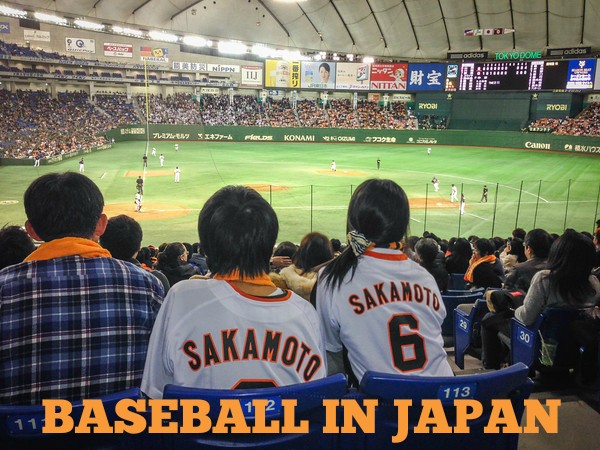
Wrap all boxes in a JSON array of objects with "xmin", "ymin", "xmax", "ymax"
[{"xmin": 9, "ymin": 0, "xmax": 600, "ymax": 60}]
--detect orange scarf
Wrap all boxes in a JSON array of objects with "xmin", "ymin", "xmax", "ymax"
[
  {"xmin": 464, "ymin": 255, "xmax": 496, "ymax": 283},
  {"xmin": 213, "ymin": 270, "xmax": 275, "ymax": 287},
  {"xmin": 25, "ymin": 237, "xmax": 112, "ymax": 262}
]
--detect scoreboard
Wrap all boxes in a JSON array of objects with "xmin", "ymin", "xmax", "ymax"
[{"xmin": 456, "ymin": 59, "xmax": 595, "ymax": 91}]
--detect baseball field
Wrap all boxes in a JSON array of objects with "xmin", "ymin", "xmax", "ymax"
[{"xmin": 1, "ymin": 141, "xmax": 599, "ymax": 246}]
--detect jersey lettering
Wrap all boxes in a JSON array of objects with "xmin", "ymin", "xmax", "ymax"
[
  {"xmin": 180, "ymin": 329, "xmax": 322, "ymax": 381},
  {"xmin": 349, "ymin": 281, "xmax": 441, "ymax": 315},
  {"xmin": 388, "ymin": 314, "xmax": 428, "ymax": 373}
]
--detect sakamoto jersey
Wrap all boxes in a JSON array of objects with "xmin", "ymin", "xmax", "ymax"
[
  {"xmin": 141, "ymin": 279, "xmax": 326, "ymax": 397},
  {"xmin": 316, "ymin": 248, "xmax": 453, "ymax": 382}
]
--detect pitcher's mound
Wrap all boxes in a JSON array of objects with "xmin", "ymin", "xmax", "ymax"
[{"xmin": 104, "ymin": 202, "xmax": 191, "ymax": 221}]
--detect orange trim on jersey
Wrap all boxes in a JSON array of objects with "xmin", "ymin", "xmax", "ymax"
[
  {"xmin": 213, "ymin": 271, "xmax": 275, "ymax": 287},
  {"xmin": 226, "ymin": 281, "xmax": 292, "ymax": 302},
  {"xmin": 364, "ymin": 250, "xmax": 409, "ymax": 261}
]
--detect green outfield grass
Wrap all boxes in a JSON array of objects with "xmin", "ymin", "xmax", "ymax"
[{"xmin": 1, "ymin": 141, "xmax": 599, "ymax": 246}]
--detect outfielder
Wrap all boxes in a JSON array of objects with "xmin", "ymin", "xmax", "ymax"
[{"xmin": 450, "ymin": 184, "xmax": 458, "ymax": 202}]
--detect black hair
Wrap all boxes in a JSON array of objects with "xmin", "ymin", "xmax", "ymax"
[
  {"xmin": 0, "ymin": 225, "xmax": 36, "ymax": 269},
  {"xmin": 273, "ymin": 241, "xmax": 297, "ymax": 259},
  {"xmin": 137, "ymin": 247, "xmax": 154, "ymax": 267},
  {"xmin": 524, "ymin": 228, "xmax": 553, "ymax": 259},
  {"xmin": 321, "ymin": 179, "xmax": 409, "ymax": 289},
  {"xmin": 473, "ymin": 238, "xmax": 495, "ymax": 257},
  {"xmin": 545, "ymin": 229, "xmax": 597, "ymax": 302},
  {"xmin": 512, "ymin": 228, "xmax": 526, "ymax": 240},
  {"xmin": 99, "ymin": 215, "xmax": 143, "ymax": 261},
  {"xmin": 156, "ymin": 242, "xmax": 186, "ymax": 270},
  {"xmin": 199, "ymin": 185, "xmax": 278, "ymax": 278},
  {"xmin": 507, "ymin": 237, "xmax": 526, "ymax": 263},
  {"xmin": 330, "ymin": 238, "xmax": 342, "ymax": 253},
  {"xmin": 293, "ymin": 232, "xmax": 334, "ymax": 273},
  {"xmin": 182, "ymin": 242, "xmax": 193, "ymax": 261},
  {"xmin": 415, "ymin": 237, "xmax": 439, "ymax": 267},
  {"xmin": 319, "ymin": 62, "xmax": 331, "ymax": 73},
  {"xmin": 24, "ymin": 172, "xmax": 104, "ymax": 241}
]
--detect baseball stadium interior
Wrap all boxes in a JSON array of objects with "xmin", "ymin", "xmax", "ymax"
[{"xmin": 1, "ymin": 1, "xmax": 600, "ymax": 449}]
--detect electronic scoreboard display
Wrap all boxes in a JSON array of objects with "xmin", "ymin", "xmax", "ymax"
[{"xmin": 456, "ymin": 60, "xmax": 595, "ymax": 91}]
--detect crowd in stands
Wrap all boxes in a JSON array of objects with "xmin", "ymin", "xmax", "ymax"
[
  {"xmin": 137, "ymin": 92, "xmax": 203, "ymax": 125},
  {"xmin": 528, "ymin": 103, "xmax": 600, "ymax": 136},
  {"xmin": 327, "ymin": 98, "xmax": 359, "ymax": 128},
  {"xmin": 355, "ymin": 100, "xmax": 388, "ymax": 129},
  {"xmin": 266, "ymin": 97, "xmax": 299, "ymax": 127},
  {"xmin": 94, "ymin": 93, "xmax": 139, "ymax": 125},
  {"xmin": 0, "ymin": 89, "xmax": 117, "ymax": 159},
  {"xmin": 1, "ymin": 172, "xmax": 600, "ymax": 420},
  {"xmin": 297, "ymin": 99, "xmax": 330, "ymax": 128}
]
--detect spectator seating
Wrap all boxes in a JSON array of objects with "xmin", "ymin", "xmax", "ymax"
[
  {"xmin": 441, "ymin": 291, "xmax": 484, "ymax": 337},
  {"xmin": 505, "ymin": 307, "xmax": 589, "ymax": 374},
  {"xmin": 0, "ymin": 387, "xmax": 142, "ymax": 450},
  {"xmin": 454, "ymin": 298, "xmax": 490, "ymax": 369},
  {"xmin": 448, "ymin": 273, "xmax": 467, "ymax": 290},
  {"xmin": 343, "ymin": 363, "xmax": 533, "ymax": 450},
  {"xmin": 162, "ymin": 374, "xmax": 347, "ymax": 450}
]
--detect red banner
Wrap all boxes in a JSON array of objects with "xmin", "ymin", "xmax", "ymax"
[{"xmin": 369, "ymin": 63, "xmax": 408, "ymax": 91}]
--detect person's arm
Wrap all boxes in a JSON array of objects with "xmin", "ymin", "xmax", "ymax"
[{"xmin": 514, "ymin": 272, "xmax": 546, "ymax": 325}]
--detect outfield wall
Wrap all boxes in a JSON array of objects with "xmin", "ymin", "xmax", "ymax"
[
  {"xmin": 0, "ymin": 144, "xmax": 112, "ymax": 166},
  {"xmin": 109, "ymin": 125, "xmax": 600, "ymax": 155},
  {"xmin": 2, "ymin": 127, "xmax": 599, "ymax": 166}
]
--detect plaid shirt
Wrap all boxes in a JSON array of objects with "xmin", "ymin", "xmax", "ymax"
[{"xmin": 0, "ymin": 256, "xmax": 164, "ymax": 405}]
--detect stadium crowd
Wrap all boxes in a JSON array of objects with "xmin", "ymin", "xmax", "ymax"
[
  {"xmin": 1, "ymin": 172, "xmax": 599, "ymax": 407},
  {"xmin": 528, "ymin": 103, "xmax": 600, "ymax": 136}
]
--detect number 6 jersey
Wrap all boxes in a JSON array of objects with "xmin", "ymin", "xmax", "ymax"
[{"xmin": 316, "ymin": 248, "xmax": 453, "ymax": 382}]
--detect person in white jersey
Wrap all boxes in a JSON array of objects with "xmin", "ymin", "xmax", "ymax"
[
  {"xmin": 450, "ymin": 184, "xmax": 458, "ymax": 202},
  {"xmin": 174, "ymin": 166, "xmax": 181, "ymax": 183},
  {"xmin": 315, "ymin": 179, "xmax": 453, "ymax": 383},
  {"xmin": 141, "ymin": 186, "xmax": 326, "ymax": 397},
  {"xmin": 159, "ymin": 154, "xmax": 165, "ymax": 167}
]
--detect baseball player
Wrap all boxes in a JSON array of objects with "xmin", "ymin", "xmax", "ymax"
[
  {"xmin": 431, "ymin": 176, "xmax": 439, "ymax": 192},
  {"xmin": 151, "ymin": 147, "xmax": 156, "ymax": 157},
  {"xmin": 174, "ymin": 167, "xmax": 181, "ymax": 183},
  {"xmin": 142, "ymin": 154, "xmax": 148, "ymax": 168},
  {"xmin": 450, "ymin": 184, "xmax": 458, "ymax": 202},
  {"xmin": 175, "ymin": 143, "xmax": 179, "ymax": 152},
  {"xmin": 134, "ymin": 193, "xmax": 142, "ymax": 212},
  {"xmin": 460, "ymin": 193, "xmax": 466, "ymax": 215},
  {"xmin": 480, "ymin": 185, "xmax": 489, "ymax": 203},
  {"xmin": 331, "ymin": 160, "xmax": 336, "ymax": 172},
  {"xmin": 136, "ymin": 176, "xmax": 144, "ymax": 195},
  {"xmin": 79, "ymin": 158, "xmax": 84, "ymax": 173},
  {"xmin": 427, "ymin": 147, "xmax": 431, "ymax": 156},
  {"xmin": 141, "ymin": 185, "xmax": 327, "ymax": 396},
  {"xmin": 377, "ymin": 158, "xmax": 381, "ymax": 170},
  {"xmin": 316, "ymin": 179, "xmax": 452, "ymax": 382},
  {"xmin": 159, "ymin": 154, "xmax": 165, "ymax": 167}
]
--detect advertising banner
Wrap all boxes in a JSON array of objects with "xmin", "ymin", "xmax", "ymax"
[
  {"xmin": 241, "ymin": 66, "xmax": 263, "ymax": 87},
  {"xmin": 0, "ymin": 22, "xmax": 10, "ymax": 34},
  {"xmin": 335, "ymin": 62, "xmax": 370, "ymax": 90},
  {"xmin": 103, "ymin": 43, "xmax": 133, "ymax": 58},
  {"xmin": 264, "ymin": 60, "xmax": 301, "ymax": 88},
  {"xmin": 566, "ymin": 59, "xmax": 596, "ymax": 90},
  {"xmin": 24, "ymin": 29, "xmax": 50, "ymax": 41},
  {"xmin": 140, "ymin": 46, "xmax": 169, "ymax": 63},
  {"xmin": 407, "ymin": 63, "xmax": 445, "ymax": 91},
  {"xmin": 301, "ymin": 61, "xmax": 336, "ymax": 89},
  {"xmin": 66, "ymin": 37, "xmax": 95, "ymax": 54},
  {"xmin": 369, "ymin": 63, "xmax": 408, "ymax": 91}
]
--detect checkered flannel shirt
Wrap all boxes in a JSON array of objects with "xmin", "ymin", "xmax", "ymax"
[{"xmin": 0, "ymin": 256, "xmax": 164, "ymax": 405}]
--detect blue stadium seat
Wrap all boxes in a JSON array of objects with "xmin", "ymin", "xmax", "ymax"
[
  {"xmin": 162, "ymin": 373, "xmax": 348, "ymax": 449},
  {"xmin": 441, "ymin": 291, "xmax": 484, "ymax": 337},
  {"xmin": 509, "ymin": 307, "xmax": 588, "ymax": 372},
  {"xmin": 448, "ymin": 273, "xmax": 467, "ymax": 290},
  {"xmin": 0, "ymin": 387, "xmax": 142, "ymax": 450},
  {"xmin": 342, "ymin": 363, "xmax": 533, "ymax": 450},
  {"xmin": 454, "ymin": 298, "xmax": 490, "ymax": 368}
]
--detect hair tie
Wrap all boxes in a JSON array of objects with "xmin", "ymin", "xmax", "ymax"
[{"xmin": 347, "ymin": 230, "xmax": 372, "ymax": 256}]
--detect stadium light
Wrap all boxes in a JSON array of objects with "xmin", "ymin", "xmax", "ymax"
[
  {"xmin": 149, "ymin": 30, "xmax": 179, "ymax": 43},
  {"xmin": 218, "ymin": 41, "xmax": 247, "ymax": 55},
  {"xmin": 0, "ymin": 5, "xmax": 27, "ymax": 18},
  {"xmin": 182, "ymin": 35, "xmax": 210, "ymax": 47},
  {"xmin": 112, "ymin": 25, "xmax": 144, "ymax": 38},
  {"xmin": 251, "ymin": 44, "xmax": 273, "ymax": 58},
  {"xmin": 34, "ymin": 12, "xmax": 67, "ymax": 26},
  {"xmin": 362, "ymin": 56, "xmax": 374, "ymax": 64},
  {"xmin": 74, "ymin": 19, "xmax": 104, "ymax": 31}
]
